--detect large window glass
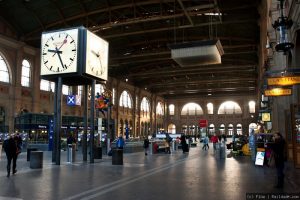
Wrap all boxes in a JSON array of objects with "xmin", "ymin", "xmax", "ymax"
[
  {"xmin": 119, "ymin": 90, "xmax": 132, "ymax": 108},
  {"xmin": 40, "ymin": 79, "xmax": 55, "ymax": 92},
  {"xmin": 95, "ymin": 84, "xmax": 104, "ymax": 95},
  {"xmin": 249, "ymin": 101, "xmax": 256, "ymax": 113},
  {"xmin": 217, "ymin": 101, "xmax": 242, "ymax": 114},
  {"xmin": 62, "ymin": 85, "xmax": 70, "ymax": 95},
  {"xmin": 21, "ymin": 59, "xmax": 31, "ymax": 87},
  {"xmin": 207, "ymin": 103, "xmax": 213, "ymax": 114},
  {"xmin": 141, "ymin": 97, "xmax": 150, "ymax": 112},
  {"xmin": 169, "ymin": 104, "xmax": 175, "ymax": 115},
  {"xmin": 181, "ymin": 103, "xmax": 203, "ymax": 115},
  {"xmin": 156, "ymin": 102, "xmax": 163, "ymax": 115},
  {"xmin": 0, "ymin": 54, "xmax": 10, "ymax": 83}
]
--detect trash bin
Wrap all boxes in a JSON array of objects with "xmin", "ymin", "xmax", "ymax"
[
  {"xmin": 215, "ymin": 143, "xmax": 221, "ymax": 159},
  {"xmin": 112, "ymin": 148, "xmax": 123, "ymax": 165},
  {"xmin": 94, "ymin": 146, "xmax": 102, "ymax": 159},
  {"xmin": 67, "ymin": 144, "xmax": 76, "ymax": 163},
  {"xmin": 27, "ymin": 148, "xmax": 38, "ymax": 161},
  {"xmin": 220, "ymin": 142, "xmax": 226, "ymax": 159},
  {"xmin": 30, "ymin": 151, "xmax": 43, "ymax": 169}
]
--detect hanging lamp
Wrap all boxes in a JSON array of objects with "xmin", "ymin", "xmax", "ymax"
[{"xmin": 272, "ymin": 0, "xmax": 294, "ymax": 53}]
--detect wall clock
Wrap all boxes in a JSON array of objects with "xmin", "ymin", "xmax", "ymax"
[
  {"xmin": 41, "ymin": 28, "xmax": 79, "ymax": 76},
  {"xmin": 85, "ymin": 30, "xmax": 108, "ymax": 80}
]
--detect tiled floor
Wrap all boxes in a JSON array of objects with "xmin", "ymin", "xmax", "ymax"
[{"xmin": 0, "ymin": 144, "xmax": 299, "ymax": 200}]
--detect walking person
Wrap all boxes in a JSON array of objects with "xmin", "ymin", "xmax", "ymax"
[
  {"xmin": 143, "ymin": 136, "xmax": 150, "ymax": 155},
  {"xmin": 202, "ymin": 136, "xmax": 209, "ymax": 151},
  {"xmin": 267, "ymin": 132, "xmax": 286, "ymax": 188},
  {"xmin": 3, "ymin": 134, "xmax": 18, "ymax": 177}
]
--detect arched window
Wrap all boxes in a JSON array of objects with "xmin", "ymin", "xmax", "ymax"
[
  {"xmin": 207, "ymin": 103, "xmax": 213, "ymax": 114},
  {"xmin": 156, "ymin": 102, "xmax": 163, "ymax": 115},
  {"xmin": 0, "ymin": 54, "xmax": 10, "ymax": 83},
  {"xmin": 141, "ymin": 97, "xmax": 150, "ymax": 112},
  {"xmin": 209, "ymin": 124, "xmax": 215, "ymax": 135},
  {"xmin": 219, "ymin": 124, "xmax": 225, "ymax": 135},
  {"xmin": 119, "ymin": 90, "xmax": 132, "ymax": 108},
  {"xmin": 217, "ymin": 101, "xmax": 242, "ymax": 114},
  {"xmin": 228, "ymin": 124, "xmax": 234, "ymax": 135},
  {"xmin": 181, "ymin": 103, "xmax": 203, "ymax": 115},
  {"xmin": 21, "ymin": 59, "xmax": 31, "ymax": 87},
  {"xmin": 40, "ymin": 79, "xmax": 55, "ymax": 92},
  {"xmin": 169, "ymin": 104, "xmax": 175, "ymax": 115},
  {"xmin": 249, "ymin": 101, "xmax": 255, "ymax": 113}
]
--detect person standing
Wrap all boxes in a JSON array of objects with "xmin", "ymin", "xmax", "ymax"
[
  {"xmin": 116, "ymin": 134, "xmax": 125, "ymax": 149},
  {"xmin": 143, "ymin": 136, "xmax": 150, "ymax": 155},
  {"xmin": 211, "ymin": 134, "xmax": 219, "ymax": 153},
  {"xmin": 268, "ymin": 132, "xmax": 286, "ymax": 188},
  {"xmin": 180, "ymin": 133, "xmax": 188, "ymax": 153},
  {"xmin": 3, "ymin": 134, "xmax": 18, "ymax": 177}
]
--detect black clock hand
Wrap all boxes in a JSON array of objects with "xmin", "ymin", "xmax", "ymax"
[
  {"xmin": 55, "ymin": 47, "xmax": 65, "ymax": 69},
  {"xmin": 48, "ymin": 49, "xmax": 62, "ymax": 54},
  {"xmin": 52, "ymin": 38, "xmax": 67, "ymax": 57},
  {"xmin": 91, "ymin": 50, "xmax": 100, "ymax": 57}
]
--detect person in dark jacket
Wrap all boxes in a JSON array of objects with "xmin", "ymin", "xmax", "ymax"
[
  {"xmin": 3, "ymin": 134, "xmax": 18, "ymax": 177},
  {"xmin": 180, "ymin": 133, "xmax": 188, "ymax": 153},
  {"xmin": 268, "ymin": 132, "xmax": 286, "ymax": 188},
  {"xmin": 143, "ymin": 137, "xmax": 150, "ymax": 156}
]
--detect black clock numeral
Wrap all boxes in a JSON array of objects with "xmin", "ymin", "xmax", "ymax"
[
  {"xmin": 43, "ymin": 53, "xmax": 47, "ymax": 55},
  {"xmin": 44, "ymin": 61, "xmax": 48, "ymax": 64},
  {"xmin": 57, "ymin": 67, "xmax": 60, "ymax": 72},
  {"xmin": 70, "ymin": 40, "xmax": 74, "ymax": 44},
  {"xmin": 50, "ymin": 66, "xmax": 53, "ymax": 71},
  {"xmin": 45, "ymin": 44, "xmax": 49, "ymax": 47},
  {"xmin": 64, "ymin": 64, "xmax": 67, "ymax": 69},
  {"xmin": 72, "ymin": 49, "xmax": 76, "ymax": 51},
  {"xmin": 51, "ymin": 37, "xmax": 54, "ymax": 41},
  {"xmin": 70, "ymin": 58, "xmax": 74, "ymax": 61}
]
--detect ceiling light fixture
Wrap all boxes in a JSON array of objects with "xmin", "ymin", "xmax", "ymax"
[
  {"xmin": 169, "ymin": 40, "xmax": 224, "ymax": 67},
  {"xmin": 272, "ymin": 0, "xmax": 294, "ymax": 54}
]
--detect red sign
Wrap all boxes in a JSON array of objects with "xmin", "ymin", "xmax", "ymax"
[{"xmin": 199, "ymin": 119, "xmax": 208, "ymax": 128}]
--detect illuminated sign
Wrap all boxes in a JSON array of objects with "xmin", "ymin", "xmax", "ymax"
[
  {"xmin": 264, "ymin": 88, "xmax": 292, "ymax": 96},
  {"xmin": 267, "ymin": 76, "xmax": 300, "ymax": 86},
  {"xmin": 262, "ymin": 113, "xmax": 271, "ymax": 122}
]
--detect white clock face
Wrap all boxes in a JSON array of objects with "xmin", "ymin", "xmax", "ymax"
[
  {"xmin": 86, "ymin": 30, "xmax": 108, "ymax": 80},
  {"xmin": 41, "ymin": 29, "xmax": 78, "ymax": 75}
]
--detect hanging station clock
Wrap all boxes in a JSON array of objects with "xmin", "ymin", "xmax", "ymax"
[
  {"xmin": 85, "ymin": 30, "xmax": 108, "ymax": 80},
  {"xmin": 41, "ymin": 28, "xmax": 79, "ymax": 76}
]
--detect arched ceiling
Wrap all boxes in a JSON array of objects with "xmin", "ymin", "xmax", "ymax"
[{"xmin": 0, "ymin": 0, "xmax": 261, "ymax": 99}]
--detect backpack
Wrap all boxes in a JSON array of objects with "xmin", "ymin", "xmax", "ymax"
[{"xmin": 117, "ymin": 138, "xmax": 124, "ymax": 147}]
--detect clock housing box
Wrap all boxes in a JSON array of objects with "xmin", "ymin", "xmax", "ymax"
[{"xmin": 40, "ymin": 27, "xmax": 109, "ymax": 86}]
